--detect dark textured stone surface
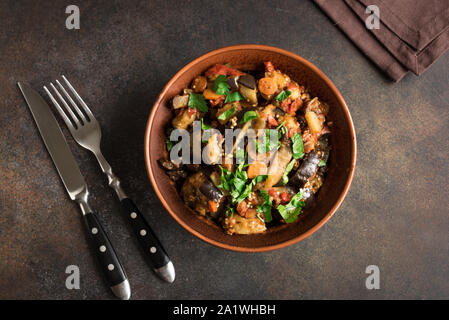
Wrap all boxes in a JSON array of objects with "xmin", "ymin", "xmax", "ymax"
[{"xmin": 0, "ymin": 0, "xmax": 448, "ymax": 300}]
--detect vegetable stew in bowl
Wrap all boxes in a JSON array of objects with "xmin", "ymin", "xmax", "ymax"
[
  {"xmin": 159, "ymin": 61, "xmax": 332, "ymax": 235},
  {"xmin": 145, "ymin": 44, "xmax": 356, "ymax": 252}
]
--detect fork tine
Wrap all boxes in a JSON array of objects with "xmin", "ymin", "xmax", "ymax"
[
  {"xmin": 49, "ymin": 82, "xmax": 81, "ymax": 128},
  {"xmin": 43, "ymin": 85, "xmax": 77, "ymax": 130},
  {"xmin": 55, "ymin": 79, "xmax": 86, "ymax": 123},
  {"xmin": 61, "ymin": 75, "xmax": 94, "ymax": 120}
]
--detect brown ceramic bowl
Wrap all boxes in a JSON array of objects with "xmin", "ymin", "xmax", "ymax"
[{"xmin": 145, "ymin": 44, "xmax": 356, "ymax": 252}]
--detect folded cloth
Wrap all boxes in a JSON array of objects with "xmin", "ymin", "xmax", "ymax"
[
  {"xmin": 346, "ymin": 0, "xmax": 449, "ymax": 75},
  {"xmin": 314, "ymin": 0, "xmax": 449, "ymax": 81}
]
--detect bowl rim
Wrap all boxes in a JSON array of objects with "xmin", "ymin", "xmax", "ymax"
[{"xmin": 144, "ymin": 44, "xmax": 357, "ymax": 252}]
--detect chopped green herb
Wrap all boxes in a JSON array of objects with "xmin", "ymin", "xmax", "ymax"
[
  {"xmin": 275, "ymin": 90, "xmax": 292, "ymax": 102},
  {"xmin": 256, "ymin": 129, "xmax": 281, "ymax": 154},
  {"xmin": 166, "ymin": 139, "xmax": 173, "ymax": 152},
  {"xmin": 188, "ymin": 93, "xmax": 208, "ymax": 112},
  {"xmin": 256, "ymin": 189, "xmax": 273, "ymax": 223},
  {"xmin": 219, "ymin": 162, "xmax": 267, "ymax": 205},
  {"xmin": 281, "ymin": 159, "xmax": 296, "ymax": 185},
  {"xmin": 236, "ymin": 174, "xmax": 267, "ymax": 204},
  {"xmin": 213, "ymin": 75, "xmax": 230, "ymax": 95},
  {"xmin": 201, "ymin": 118, "xmax": 212, "ymax": 130},
  {"xmin": 225, "ymin": 91, "xmax": 244, "ymax": 103},
  {"xmin": 253, "ymin": 174, "xmax": 268, "ymax": 184},
  {"xmin": 240, "ymin": 110, "xmax": 258, "ymax": 124},
  {"xmin": 236, "ymin": 182, "xmax": 253, "ymax": 204},
  {"xmin": 217, "ymin": 105, "xmax": 236, "ymax": 121},
  {"xmin": 318, "ymin": 159, "xmax": 326, "ymax": 167},
  {"xmin": 292, "ymin": 132, "xmax": 304, "ymax": 159},
  {"xmin": 213, "ymin": 75, "xmax": 245, "ymax": 104},
  {"xmin": 277, "ymin": 189, "xmax": 306, "ymax": 223},
  {"xmin": 218, "ymin": 166, "xmax": 232, "ymax": 191},
  {"xmin": 235, "ymin": 148, "xmax": 245, "ymax": 163},
  {"xmin": 165, "ymin": 127, "xmax": 174, "ymax": 151},
  {"xmin": 226, "ymin": 207, "xmax": 235, "ymax": 217},
  {"xmin": 276, "ymin": 120, "xmax": 287, "ymax": 135}
]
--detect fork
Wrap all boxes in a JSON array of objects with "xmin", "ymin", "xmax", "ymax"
[{"xmin": 44, "ymin": 76, "xmax": 175, "ymax": 283}]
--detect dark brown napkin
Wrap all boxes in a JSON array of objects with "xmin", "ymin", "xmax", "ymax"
[{"xmin": 314, "ymin": 0, "xmax": 449, "ymax": 81}]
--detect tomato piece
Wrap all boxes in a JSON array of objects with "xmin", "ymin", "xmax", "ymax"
[
  {"xmin": 287, "ymin": 99, "xmax": 302, "ymax": 115},
  {"xmin": 267, "ymin": 188, "xmax": 280, "ymax": 203},
  {"xmin": 267, "ymin": 188, "xmax": 277, "ymax": 197},
  {"xmin": 236, "ymin": 200, "xmax": 248, "ymax": 216},
  {"xmin": 264, "ymin": 61, "xmax": 275, "ymax": 73},
  {"xmin": 267, "ymin": 114, "xmax": 278, "ymax": 128},
  {"xmin": 287, "ymin": 127, "xmax": 300, "ymax": 138},
  {"xmin": 187, "ymin": 107, "xmax": 197, "ymax": 116},
  {"xmin": 204, "ymin": 64, "xmax": 245, "ymax": 77},
  {"xmin": 208, "ymin": 200, "xmax": 218, "ymax": 213},
  {"xmin": 280, "ymin": 192, "xmax": 292, "ymax": 203}
]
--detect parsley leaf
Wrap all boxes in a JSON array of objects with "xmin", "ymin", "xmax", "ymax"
[
  {"xmin": 225, "ymin": 91, "xmax": 244, "ymax": 103},
  {"xmin": 201, "ymin": 118, "xmax": 212, "ymax": 130},
  {"xmin": 219, "ymin": 161, "xmax": 267, "ymax": 206},
  {"xmin": 256, "ymin": 129, "xmax": 281, "ymax": 154},
  {"xmin": 235, "ymin": 174, "xmax": 267, "ymax": 204},
  {"xmin": 218, "ymin": 166, "xmax": 232, "ymax": 191},
  {"xmin": 292, "ymin": 133, "xmax": 304, "ymax": 159},
  {"xmin": 318, "ymin": 159, "xmax": 326, "ymax": 167},
  {"xmin": 281, "ymin": 159, "xmax": 296, "ymax": 185},
  {"xmin": 277, "ymin": 189, "xmax": 306, "ymax": 223},
  {"xmin": 213, "ymin": 75, "xmax": 230, "ymax": 95},
  {"xmin": 217, "ymin": 104, "xmax": 236, "ymax": 121},
  {"xmin": 275, "ymin": 90, "xmax": 292, "ymax": 101},
  {"xmin": 235, "ymin": 148, "xmax": 245, "ymax": 163},
  {"xmin": 256, "ymin": 189, "xmax": 273, "ymax": 223},
  {"xmin": 165, "ymin": 127, "xmax": 174, "ymax": 151},
  {"xmin": 236, "ymin": 183, "xmax": 253, "ymax": 204},
  {"xmin": 240, "ymin": 110, "xmax": 258, "ymax": 124},
  {"xmin": 188, "ymin": 93, "xmax": 208, "ymax": 112},
  {"xmin": 276, "ymin": 120, "xmax": 287, "ymax": 135},
  {"xmin": 226, "ymin": 207, "xmax": 234, "ymax": 217}
]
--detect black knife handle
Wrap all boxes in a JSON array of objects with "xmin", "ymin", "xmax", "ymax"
[
  {"xmin": 120, "ymin": 198, "xmax": 170, "ymax": 269},
  {"xmin": 83, "ymin": 212, "xmax": 127, "ymax": 287}
]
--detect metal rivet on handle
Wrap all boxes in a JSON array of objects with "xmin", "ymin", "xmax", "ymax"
[
  {"xmin": 108, "ymin": 264, "xmax": 114, "ymax": 271},
  {"xmin": 140, "ymin": 229, "xmax": 147, "ymax": 236},
  {"xmin": 99, "ymin": 245, "xmax": 106, "ymax": 252},
  {"xmin": 91, "ymin": 227, "xmax": 98, "ymax": 234},
  {"xmin": 130, "ymin": 212, "xmax": 137, "ymax": 219},
  {"xmin": 150, "ymin": 247, "xmax": 157, "ymax": 253}
]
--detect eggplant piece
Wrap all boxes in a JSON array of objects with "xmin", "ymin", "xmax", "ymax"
[
  {"xmin": 239, "ymin": 85, "xmax": 258, "ymax": 106},
  {"xmin": 199, "ymin": 178, "xmax": 223, "ymax": 202},
  {"xmin": 317, "ymin": 133, "xmax": 331, "ymax": 165},
  {"xmin": 290, "ymin": 151, "xmax": 321, "ymax": 187},
  {"xmin": 191, "ymin": 76, "xmax": 207, "ymax": 93},
  {"xmin": 226, "ymin": 76, "xmax": 240, "ymax": 91},
  {"xmin": 166, "ymin": 170, "xmax": 187, "ymax": 182},
  {"xmin": 172, "ymin": 108, "xmax": 196, "ymax": 129},
  {"xmin": 303, "ymin": 190, "xmax": 315, "ymax": 209},
  {"xmin": 172, "ymin": 95, "xmax": 189, "ymax": 109},
  {"xmin": 184, "ymin": 164, "xmax": 201, "ymax": 172},
  {"xmin": 237, "ymin": 74, "xmax": 256, "ymax": 89},
  {"xmin": 158, "ymin": 158, "xmax": 178, "ymax": 171},
  {"xmin": 274, "ymin": 107, "xmax": 285, "ymax": 117}
]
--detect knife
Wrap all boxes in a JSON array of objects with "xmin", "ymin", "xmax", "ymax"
[{"xmin": 18, "ymin": 82, "xmax": 131, "ymax": 300}]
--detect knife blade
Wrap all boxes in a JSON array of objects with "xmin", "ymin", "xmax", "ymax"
[{"xmin": 18, "ymin": 82, "xmax": 131, "ymax": 300}]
